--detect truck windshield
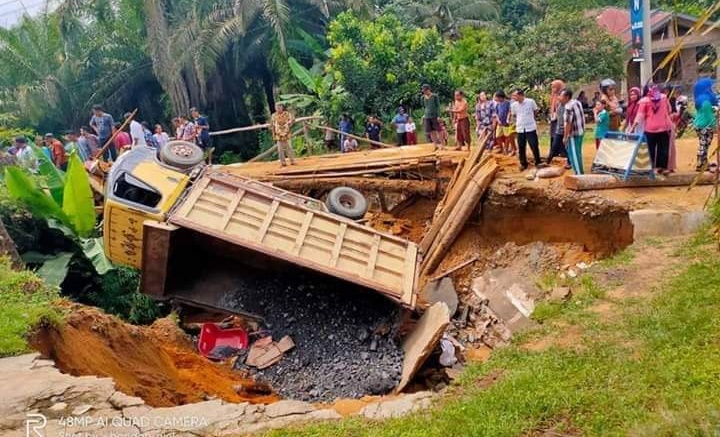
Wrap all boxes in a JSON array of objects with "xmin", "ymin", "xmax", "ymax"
[{"xmin": 113, "ymin": 172, "xmax": 162, "ymax": 208}]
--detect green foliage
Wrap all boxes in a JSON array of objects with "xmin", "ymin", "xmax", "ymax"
[
  {"xmin": 0, "ymin": 257, "xmax": 62, "ymax": 356},
  {"xmin": 61, "ymin": 153, "xmax": 95, "ymax": 238},
  {"xmin": 30, "ymin": 144, "xmax": 65, "ymax": 205},
  {"xmin": 85, "ymin": 266, "xmax": 161, "ymax": 325},
  {"xmin": 36, "ymin": 252, "xmax": 74, "ymax": 288},
  {"xmin": 80, "ymin": 237, "xmax": 114, "ymax": 275},
  {"xmin": 326, "ymin": 12, "xmax": 452, "ymax": 123},
  {"xmin": 4, "ymin": 167, "xmax": 71, "ymax": 229},
  {"xmin": 0, "ymin": 124, "xmax": 34, "ymax": 149},
  {"xmin": 447, "ymin": 12, "xmax": 624, "ymax": 94}
]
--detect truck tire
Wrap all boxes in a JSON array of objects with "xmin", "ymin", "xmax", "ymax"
[
  {"xmin": 326, "ymin": 187, "xmax": 368, "ymax": 220},
  {"xmin": 160, "ymin": 140, "xmax": 204, "ymax": 169}
]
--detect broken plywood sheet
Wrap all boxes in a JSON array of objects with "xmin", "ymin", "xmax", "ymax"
[{"xmin": 396, "ymin": 302, "xmax": 451, "ymax": 393}]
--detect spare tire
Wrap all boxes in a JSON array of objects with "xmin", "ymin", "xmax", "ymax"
[
  {"xmin": 159, "ymin": 140, "xmax": 204, "ymax": 169},
  {"xmin": 326, "ymin": 187, "xmax": 368, "ymax": 220}
]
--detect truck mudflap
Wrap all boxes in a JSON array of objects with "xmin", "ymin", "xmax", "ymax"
[{"xmin": 166, "ymin": 172, "xmax": 419, "ymax": 308}]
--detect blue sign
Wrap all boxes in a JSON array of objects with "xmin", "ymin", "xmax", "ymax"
[{"xmin": 630, "ymin": 0, "xmax": 644, "ymax": 62}]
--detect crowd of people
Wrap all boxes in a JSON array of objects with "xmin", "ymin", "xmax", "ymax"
[
  {"xmin": 5, "ymin": 105, "xmax": 212, "ymax": 171},
  {"xmin": 318, "ymin": 77, "xmax": 717, "ymax": 176}
]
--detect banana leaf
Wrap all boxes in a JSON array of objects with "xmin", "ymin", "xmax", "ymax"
[
  {"xmin": 288, "ymin": 57, "xmax": 317, "ymax": 94},
  {"xmin": 36, "ymin": 252, "xmax": 73, "ymax": 287},
  {"xmin": 62, "ymin": 153, "xmax": 96, "ymax": 238},
  {"xmin": 30, "ymin": 144, "xmax": 65, "ymax": 205},
  {"xmin": 4, "ymin": 167, "xmax": 72, "ymax": 229},
  {"xmin": 80, "ymin": 237, "xmax": 114, "ymax": 275}
]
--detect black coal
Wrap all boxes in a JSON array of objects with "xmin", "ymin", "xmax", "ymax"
[{"xmin": 219, "ymin": 271, "xmax": 404, "ymax": 403}]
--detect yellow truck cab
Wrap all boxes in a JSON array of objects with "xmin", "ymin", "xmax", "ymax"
[{"xmin": 103, "ymin": 146, "xmax": 191, "ymax": 268}]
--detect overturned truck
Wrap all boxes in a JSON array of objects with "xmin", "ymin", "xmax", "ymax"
[{"xmin": 103, "ymin": 145, "xmax": 420, "ymax": 313}]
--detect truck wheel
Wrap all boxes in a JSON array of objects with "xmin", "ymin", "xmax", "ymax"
[
  {"xmin": 326, "ymin": 187, "xmax": 368, "ymax": 220},
  {"xmin": 160, "ymin": 140, "xmax": 204, "ymax": 169}
]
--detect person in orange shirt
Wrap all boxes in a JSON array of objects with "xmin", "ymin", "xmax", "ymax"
[
  {"xmin": 44, "ymin": 133, "xmax": 68, "ymax": 171},
  {"xmin": 449, "ymin": 90, "xmax": 471, "ymax": 150}
]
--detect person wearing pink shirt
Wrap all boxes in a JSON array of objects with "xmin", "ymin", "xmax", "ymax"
[{"xmin": 631, "ymin": 85, "xmax": 673, "ymax": 175}]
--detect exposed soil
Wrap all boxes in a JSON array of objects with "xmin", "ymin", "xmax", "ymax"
[{"xmin": 30, "ymin": 303, "xmax": 277, "ymax": 407}]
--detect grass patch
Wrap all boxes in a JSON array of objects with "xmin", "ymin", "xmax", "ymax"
[
  {"xmin": 597, "ymin": 247, "xmax": 635, "ymax": 268},
  {"xmin": 0, "ymin": 257, "xmax": 62, "ymax": 356},
  {"xmin": 269, "ymin": 236, "xmax": 720, "ymax": 437}
]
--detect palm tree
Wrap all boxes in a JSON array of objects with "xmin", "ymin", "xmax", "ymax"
[{"xmin": 385, "ymin": 0, "xmax": 499, "ymax": 38}]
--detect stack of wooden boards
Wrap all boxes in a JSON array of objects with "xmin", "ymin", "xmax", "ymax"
[{"xmin": 418, "ymin": 143, "xmax": 499, "ymax": 277}]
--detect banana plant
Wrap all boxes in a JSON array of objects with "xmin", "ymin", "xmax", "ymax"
[{"xmin": 4, "ymin": 152, "xmax": 113, "ymax": 286}]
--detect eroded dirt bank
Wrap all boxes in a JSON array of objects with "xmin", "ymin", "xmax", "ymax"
[{"xmin": 30, "ymin": 304, "xmax": 276, "ymax": 407}]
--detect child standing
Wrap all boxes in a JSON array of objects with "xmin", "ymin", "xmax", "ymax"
[
  {"xmin": 593, "ymin": 100, "xmax": 609, "ymax": 149},
  {"xmin": 405, "ymin": 118, "xmax": 417, "ymax": 145}
]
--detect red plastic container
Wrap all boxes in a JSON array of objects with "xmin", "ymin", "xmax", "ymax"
[{"xmin": 198, "ymin": 323, "xmax": 249, "ymax": 357}]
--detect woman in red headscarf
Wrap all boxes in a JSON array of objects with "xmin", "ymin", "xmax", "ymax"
[{"xmin": 625, "ymin": 87, "xmax": 641, "ymax": 132}]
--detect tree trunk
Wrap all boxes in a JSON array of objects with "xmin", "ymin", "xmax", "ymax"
[{"xmin": 0, "ymin": 219, "xmax": 22, "ymax": 269}]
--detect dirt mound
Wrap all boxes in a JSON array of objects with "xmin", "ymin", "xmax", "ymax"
[{"xmin": 31, "ymin": 304, "xmax": 276, "ymax": 407}]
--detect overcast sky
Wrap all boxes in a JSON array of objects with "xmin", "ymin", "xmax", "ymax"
[{"xmin": 0, "ymin": 0, "xmax": 52, "ymax": 28}]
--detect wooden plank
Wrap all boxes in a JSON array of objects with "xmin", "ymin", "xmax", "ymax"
[
  {"xmin": 292, "ymin": 211, "xmax": 314, "ymax": 255},
  {"xmin": 330, "ymin": 223, "xmax": 347, "ymax": 267},
  {"xmin": 257, "ymin": 200, "xmax": 279, "ymax": 243},
  {"xmin": 220, "ymin": 189, "xmax": 246, "ymax": 230},
  {"xmin": 401, "ymin": 244, "xmax": 418, "ymax": 307},
  {"xmin": 564, "ymin": 172, "xmax": 715, "ymax": 191},
  {"xmin": 365, "ymin": 235, "xmax": 382, "ymax": 279},
  {"xmin": 173, "ymin": 176, "xmax": 211, "ymax": 218}
]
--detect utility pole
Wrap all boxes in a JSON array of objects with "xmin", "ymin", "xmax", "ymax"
[{"xmin": 639, "ymin": 0, "xmax": 653, "ymax": 85}]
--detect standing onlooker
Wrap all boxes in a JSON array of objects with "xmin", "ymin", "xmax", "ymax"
[
  {"xmin": 339, "ymin": 114, "xmax": 353, "ymax": 152},
  {"xmin": 420, "ymin": 84, "xmax": 442, "ymax": 149},
  {"xmin": 546, "ymin": 89, "xmax": 567, "ymax": 166},
  {"xmin": 126, "ymin": 113, "xmax": 147, "ymax": 147},
  {"xmin": 510, "ymin": 89, "xmax": 541, "ymax": 171},
  {"xmin": 190, "ymin": 107, "xmax": 211, "ymax": 149},
  {"xmin": 112, "ymin": 123, "xmax": 132, "ymax": 153},
  {"xmin": 631, "ymin": 85, "xmax": 673, "ymax": 175},
  {"xmin": 365, "ymin": 115, "xmax": 383, "ymax": 148},
  {"xmin": 593, "ymin": 100, "xmax": 610, "ymax": 150},
  {"xmin": 625, "ymin": 87, "xmax": 641, "ymax": 132},
  {"xmin": 172, "ymin": 118, "xmax": 182, "ymax": 139},
  {"xmin": 405, "ymin": 117, "xmax": 417, "ymax": 145},
  {"xmin": 693, "ymin": 78, "xmax": 717, "ymax": 171},
  {"xmin": 323, "ymin": 125, "xmax": 336, "ymax": 150},
  {"xmin": 392, "ymin": 107, "xmax": 409, "ymax": 146},
  {"xmin": 80, "ymin": 126, "xmax": 100, "ymax": 158},
  {"xmin": 142, "ymin": 122, "xmax": 159, "ymax": 149},
  {"xmin": 475, "ymin": 92, "xmax": 494, "ymax": 150},
  {"xmin": 178, "ymin": 115, "xmax": 197, "ymax": 142},
  {"xmin": 493, "ymin": 90, "xmax": 511, "ymax": 154},
  {"xmin": 578, "ymin": 91, "xmax": 589, "ymax": 109},
  {"xmin": 153, "ymin": 124, "xmax": 170, "ymax": 149},
  {"xmin": 599, "ymin": 79, "xmax": 622, "ymax": 131},
  {"xmin": 89, "ymin": 104, "xmax": 115, "ymax": 161},
  {"xmin": 561, "ymin": 90, "xmax": 586, "ymax": 175},
  {"xmin": 450, "ymin": 90, "xmax": 471, "ymax": 150},
  {"xmin": 13, "ymin": 136, "xmax": 36, "ymax": 170},
  {"xmin": 64, "ymin": 132, "xmax": 83, "ymax": 161},
  {"xmin": 548, "ymin": 80, "xmax": 565, "ymax": 155},
  {"xmin": 44, "ymin": 133, "xmax": 68, "ymax": 171},
  {"xmin": 269, "ymin": 103, "xmax": 296, "ymax": 166}
]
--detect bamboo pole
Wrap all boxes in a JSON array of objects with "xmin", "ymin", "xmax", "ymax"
[
  {"xmin": 247, "ymin": 127, "xmax": 304, "ymax": 163},
  {"xmin": 308, "ymin": 124, "xmax": 395, "ymax": 149},
  {"xmin": 427, "ymin": 255, "xmax": 479, "ymax": 282},
  {"xmin": 210, "ymin": 116, "xmax": 323, "ymax": 136},
  {"xmin": 92, "ymin": 108, "xmax": 137, "ymax": 161}
]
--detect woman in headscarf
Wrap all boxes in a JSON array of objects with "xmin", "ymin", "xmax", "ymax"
[
  {"xmin": 599, "ymin": 79, "xmax": 623, "ymax": 131},
  {"xmin": 548, "ymin": 79, "xmax": 565, "ymax": 153},
  {"xmin": 631, "ymin": 84, "xmax": 673, "ymax": 175},
  {"xmin": 625, "ymin": 87, "xmax": 642, "ymax": 132},
  {"xmin": 693, "ymin": 78, "xmax": 718, "ymax": 171}
]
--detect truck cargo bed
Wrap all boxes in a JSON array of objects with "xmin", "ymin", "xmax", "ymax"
[{"xmin": 164, "ymin": 171, "xmax": 419, "ymax": 308}]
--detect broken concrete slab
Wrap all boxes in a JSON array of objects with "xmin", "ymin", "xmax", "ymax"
[
  {"xmin": 550, "ymin": 286, "xmax": 572, "ymax": 301},
  {"xmin": 629, "ymin": 209, "xmax": 706, "ymax": 239},
  {"xmin": 265, "ymin": 400, "xmax": 315, "ymax": 418},
  {"xmin": 396, "ymin": 302, "xmax": 451, "ymax": 393},
  {"xmin": 420, "ymin": 277, "xmax": 459, "ymax": 316},
  {"xmin": 472, "ymin": 269, "xmax": 536, "ymax": 333},
  {"xmin": 359, "ymin": 391, "xmax": 434, "ymax": 420}
]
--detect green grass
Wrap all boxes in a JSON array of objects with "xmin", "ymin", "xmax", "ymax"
[
  {"xmin": 268, "ymin": 237, "xmax": 720, "ymax": 436},
  {"xmin": 0, "ymin": 257, "xmax": 62, "ymax": 356}
]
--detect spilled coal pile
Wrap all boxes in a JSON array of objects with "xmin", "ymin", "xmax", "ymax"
[{"xmin": 219, "ymin": 271, "xmax": 404, "ymax": 403}]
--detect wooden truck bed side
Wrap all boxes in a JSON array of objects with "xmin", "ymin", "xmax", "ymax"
[{"xmin": 167, "ymin": 171, "xmax": 419, "ymax": 308}]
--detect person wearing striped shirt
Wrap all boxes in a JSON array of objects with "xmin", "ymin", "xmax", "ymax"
[{"xmin": 560, "ymin": 89, "xmax": 586, "ymax": 175}]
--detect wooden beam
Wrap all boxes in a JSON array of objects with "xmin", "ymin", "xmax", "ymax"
[
  {"xmin": 564, "ymin": 173, "xmax": 716, "ymax": 191},
  {"xmin": 271, "ymin": 178, "xmax": 437, "ymax": 196}
]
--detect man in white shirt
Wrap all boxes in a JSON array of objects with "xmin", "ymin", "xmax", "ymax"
[
  {"xmin": 510, "ymin": 89, "xmax": 542, "ymax": 171},
  {"xmin": 125, "ymin": 112, "xmax": 147, "ymax": 147}
]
